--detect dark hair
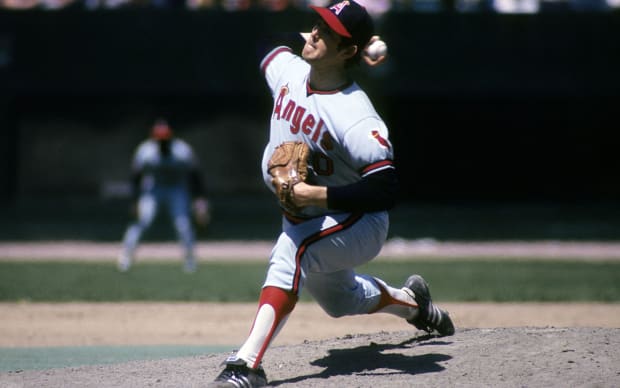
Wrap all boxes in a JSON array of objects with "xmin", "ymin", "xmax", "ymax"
[{"xmin": 338, "ymin": 37, "xmax": 364, "ymax": 68}]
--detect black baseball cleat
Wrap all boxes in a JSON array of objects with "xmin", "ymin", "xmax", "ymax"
[
  {"xmin": 404, "ymin": 274, "xmax": 455, "ymax": 337},
  {"xmin": 207, "ymin": 357, "xmax": 268, "ymax": 388}
]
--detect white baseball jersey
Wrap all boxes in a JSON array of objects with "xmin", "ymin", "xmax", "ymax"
[
  {"xmin": 260, "ymin": 46, "xmax": 395, "ymax": 217},
  {"xmin": 233, "ymin": 42, "xmax": 399, "ymax": 368},
  {"xmin": 132, "ymin": 138, "xmax": 198, "ymax": 192}
]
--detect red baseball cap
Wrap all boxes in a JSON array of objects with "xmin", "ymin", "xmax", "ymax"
[
  {"xmin": 151, "ymin": 119, "xmax": 173, "ymax": 140},
  {"xmin": 310, "ymin": 1, "xmax": 374, "ymax": 49}
]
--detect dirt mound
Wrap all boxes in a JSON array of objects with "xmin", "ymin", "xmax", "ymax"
[{"xmin": 2, "ymin": 327, "xmax": 618, "ymax": 388}]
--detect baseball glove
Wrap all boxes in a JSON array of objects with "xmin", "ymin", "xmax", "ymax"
[
  {"xmin": 192, "ymin": 197, "xmax": 211, "ymax": 227},
  {"xmin": 267, "ymin": 141, "xmax": 311, "ymax": 213}
]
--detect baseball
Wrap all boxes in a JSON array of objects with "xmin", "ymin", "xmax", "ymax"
[{"xmin": 366, "ymin": 40, "xmax": 388, "ymax": 60}]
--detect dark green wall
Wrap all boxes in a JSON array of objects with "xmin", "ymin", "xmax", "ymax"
[{"xmin": 1, "ymin": 10, "xmax": 619, "ymax": 201}]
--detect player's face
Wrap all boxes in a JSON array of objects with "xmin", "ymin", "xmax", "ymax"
[{"xmin": 302, "ymin": 20, "xmax": 347, "ymax": 67}]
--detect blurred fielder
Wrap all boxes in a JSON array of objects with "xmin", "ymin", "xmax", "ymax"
[{"xmin": 118, "ymin": 118, "xmax": 210, "ymax": 273}]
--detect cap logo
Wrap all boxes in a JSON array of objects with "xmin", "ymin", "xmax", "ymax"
[{"xmin": 329, "ymin": 1, "xmax": 350, "ymax": 15}]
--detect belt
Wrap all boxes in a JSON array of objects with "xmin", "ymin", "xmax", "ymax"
[{"xmin": 283, "ymin": 211, "xmax": 311, "ymax": 225}]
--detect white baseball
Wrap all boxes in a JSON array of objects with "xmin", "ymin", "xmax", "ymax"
[{"xmin": 366, "ymin": 40, "xmax": 388, "ymax": 60}]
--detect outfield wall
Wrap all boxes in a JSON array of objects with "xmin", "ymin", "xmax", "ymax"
[{"xmin": 0, "ymin": 10, "xmax": 618, "ymax": 203}]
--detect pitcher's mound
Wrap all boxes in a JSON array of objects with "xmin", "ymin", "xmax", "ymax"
[{"xmin": 3, "ymin": 327, "xmax": 619, "ymax": 387}]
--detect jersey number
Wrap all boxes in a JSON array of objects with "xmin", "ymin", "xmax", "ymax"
[{"xmin": 312, "ymin": 153, "xmax": 334, "ymax": 176}]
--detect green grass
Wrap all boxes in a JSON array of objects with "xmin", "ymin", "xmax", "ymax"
[
  {"xmin": 0, "ymin": 260, "xmax": 619, "ymax": 302},
  {"xmin": 360, "ymin": 260, "xmax": 620, "ymax": 302}
]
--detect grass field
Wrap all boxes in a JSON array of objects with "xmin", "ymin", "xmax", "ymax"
[{"xmin": 1, "ymin": 260, "xmax": 618, "ymax": 302}]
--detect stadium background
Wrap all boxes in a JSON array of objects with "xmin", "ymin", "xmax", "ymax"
[
  {"xmin": 0, "ymin": 9, "xmax": 619, "ymax": 242},
  {"xmin": 1, "ymin": 7, "xmax": 620, "ymax": 384}
]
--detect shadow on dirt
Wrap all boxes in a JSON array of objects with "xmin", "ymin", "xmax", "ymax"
[{"xmin": 268, "ymin": 335, "xmax": 453, "ymax": 386}]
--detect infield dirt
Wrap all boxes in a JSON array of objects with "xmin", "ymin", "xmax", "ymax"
[
  {"xmin": 1, "ymin": 301, "xmax": 620, "ymax": 347},
  {"xmin": 1, "ymin": 302, "xmax": 620, "ymax": 388},
  {"xmin": 1, "ymin": 323, "xmax": 618, "ymax": 388}
]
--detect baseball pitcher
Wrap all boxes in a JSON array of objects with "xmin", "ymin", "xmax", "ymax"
[{"xmin": 208, "ymin": 2, "xmax": 454, "ymax": 387}]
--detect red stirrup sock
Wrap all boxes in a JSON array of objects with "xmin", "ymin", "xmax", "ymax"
[
  {"xmin": 236, "ymin": 286, "xmax": 298, "ymax": 369},
  {"xmin": 369, "ymin": 277, "xmax": 419, "ymax": 319}
]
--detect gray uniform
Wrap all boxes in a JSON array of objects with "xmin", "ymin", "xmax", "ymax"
[{"xmin": 119, "ymin": 137, "xmax": 201, "ymax": 272}]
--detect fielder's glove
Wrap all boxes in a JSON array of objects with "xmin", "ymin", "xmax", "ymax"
[
  {"xmin": 192, "ymin": 197, "xmax": 211, "ymax": 227},
  {"xmin": 267, "ymin": 141, "xmax": 311, "ymax": 213}
]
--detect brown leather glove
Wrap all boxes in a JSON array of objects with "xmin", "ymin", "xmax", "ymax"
[
  {"xmin": 267, "ymin": 141, "xmax": 311, "ymax": 213},
  {"xmin": 192, "ymin": 197, "xmax": 211, "ymax": 227}
]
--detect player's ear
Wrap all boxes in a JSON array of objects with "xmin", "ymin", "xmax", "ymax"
[{"xmin": 339, "ymin": 44, "xmax": 358, "ymax": 60}]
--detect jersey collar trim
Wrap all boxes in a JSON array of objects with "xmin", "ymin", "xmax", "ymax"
[{"xmin": 306, "ymin": 79, "xmax": 354, "ymax": 96}]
